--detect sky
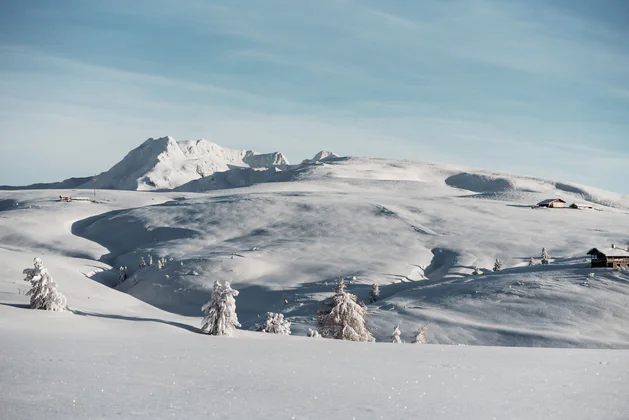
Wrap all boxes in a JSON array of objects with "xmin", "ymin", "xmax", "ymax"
[{"xmin": 0, "ymin": 0, "xmax": 628, "ymax": 192}]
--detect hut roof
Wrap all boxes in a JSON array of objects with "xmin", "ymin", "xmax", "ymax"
[
  {"xmin": 587, "ymin": 247, "xmax": 629, "ymax": 258},
  {"xmin": 537, "ymin": 198, "xmax": 567, "ymax": 205}
]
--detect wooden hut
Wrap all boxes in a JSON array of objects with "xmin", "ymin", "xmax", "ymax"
[
  {"xmin": 587, "ymin": 245, "xmax": 629, "ymax": 268},
  {"xmin": 537, "ymin": 198, "xmax": 567, "ymax": 208}
]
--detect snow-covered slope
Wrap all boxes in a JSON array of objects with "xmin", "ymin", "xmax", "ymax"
[
  {"xmin": 2, "ymin": 156, "xmax": 629, "ymax": 418},
  {"xmin": 5, "ymin": 152, "xmax": 628, "ymax": 347},
  {"xmin": 83, "ymin": 136, "xmax": 289, "ymax": 191}
]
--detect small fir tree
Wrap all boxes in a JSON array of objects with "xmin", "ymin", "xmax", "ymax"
[
  {"xmin": 257, "ymin": 312, "xmax": 291, "ymax": 335},
  {"xmin": 23, "ymin": 258, "xmax": 66, "ymax": 311},
  {"xmin": 391, "ymin": 325, "xmax": 402, "ymax": 343},
  {"xmin": 317, "ymin": 278, "xmax": 375, "ymax": 342},
  {"xmin": 412, "ymin": 324, "xmax": 429, "ymax": 344},
  {"xmin": 156, "ymin": 259, "xmax": 164, "ymax": 271},
  {"xmin": 472, "ymin": 266, "xmax": 481, "ymax": 275},
  {"xmin": 307, "ymin": 328, "xmax": 321, "ymax": 338},
  {"xmin": 493, "ymin": 259, "xmax": 503, "ymax": 272},
  {"xmin": 138, "ymin": 256, "xmax": 146, "ymax": 268},
  {"xmin": 148, "ymin": 255, "xmax": 153, "ymax": 266},
  {"xmin": 541, "ymin": 248, "xmax": 551, "ymax": 265},
  {"xmin": 370, "ymin": 283, "xmax": 380, "ymax": 303},
  {"xmin": 528, "ymin": 258, "xmax": 536, "ymax": 266},
  {"xmin": 117, "ymin": 266, "xmax": 127, "ymax": 284},
  {"xmin": 201, "ymin": 280, "xmax": 241, "ymax": 336}
]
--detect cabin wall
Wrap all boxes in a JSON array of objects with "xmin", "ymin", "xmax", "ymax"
[{"xmin": 591, "ymin": 258, "xmax": 629, "ymax": 268}]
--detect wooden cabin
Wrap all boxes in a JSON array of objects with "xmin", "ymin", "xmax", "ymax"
[
  {"xmin": 537, "ymin": 198, "xmax": 566, "ymax": 208},
  {"xmin": 587, "ymin": 246, "xmax": 629, "ymax": 268},
  {"xmin": 570, "ymin": 203, "xmax": 593, "ymax": 209}
]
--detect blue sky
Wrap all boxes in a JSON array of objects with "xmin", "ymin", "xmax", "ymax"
[{"xmin": 1, "ymin": 0, "xmax": 628, "ymax": 192}]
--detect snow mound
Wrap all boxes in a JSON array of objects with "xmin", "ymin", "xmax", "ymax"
[
  {"xmin": 86, "ymin": 136, "xmax": 289, "ymax": 191},
  {"xmin": 554, "ymin": 182, "xmax": 629, "ymax": 210},
  {"xmin": 445, "ymin": 173, "xmax": 516, "ymax": 193}
]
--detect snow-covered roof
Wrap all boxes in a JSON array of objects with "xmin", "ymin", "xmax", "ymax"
[
  {"xmin": 538, "ymin": 198, "xmax": 566, "ymax": 205},
  {"xmin": 587, "ymin": 247, "xmax": 629, "ymax": 257},
  {"xmin": 571, "ymin": 203, "xmax": 593, "ymax": 207}
]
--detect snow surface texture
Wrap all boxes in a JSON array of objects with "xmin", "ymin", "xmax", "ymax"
[{"xmin": 1, "ymin": 141, "xmax": 629, "ymax": 418}]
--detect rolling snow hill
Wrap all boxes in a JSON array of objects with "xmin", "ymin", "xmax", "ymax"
[
  {"xmin": 1, "ymin": 141, "xmax": 629, "ymax": 418},
  {"xmin": 2, "ymin": 149, "xmax": 628, "ymax": 346}
]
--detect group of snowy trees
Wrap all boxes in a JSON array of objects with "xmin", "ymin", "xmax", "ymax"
[
  {"xmin": 391, "ymin": 324, "xmax": 429, "ymax": 344},
  {"xmin": 116, "ymin": 254, "xmax": 168, "ymax": 286},
  {"xmin": 22, "ymin": 258, "xmax": 66, "ymax": 311},
  {"xmin": 528, "ymin": 248, "xmax": 552, "ymax": 266},
  {"xmin": 20, "ymin": 256, "xmax": 427, "ymax": 343},
  {"xmin": 480, "ymin": 248, "xmax": 553, "ymax": 274},
  {"xmin": 137, "ymin": 254, "xmax": 167, "ymax": 269},
  {"xmin": 199, "ymin": 276, "xmax": 429, "ymax": 343}
]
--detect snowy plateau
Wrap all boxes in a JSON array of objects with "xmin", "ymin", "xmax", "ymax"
[{"xmin": 1, "ymin": 136, "xmax": 628, "ymax": 419}]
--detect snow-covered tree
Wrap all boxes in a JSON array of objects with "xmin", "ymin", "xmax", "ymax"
[
  {"xmin": 22, "ymin": 258, "xmax": 66, "ymax": 311},
  {"xmin": 257, "ymin": 312, "xmax": 291, "ymax": 335},
  {"xmin": 148, "ymin": 255, "xmax": 153, "ymax": 266},
  {"xmin": 493, "ymin": 259, "xmax": 502, "ymax": 272},
  {"xmin": 528, "ymin": 258, "xmax": 536, "ymax": 266},
  {"xmin": 138, "ymin": 256, "xmax": 146, "ymax": 268},
  {"xmin": 541, "ymin": 248, "xmax": 551, "ymax": 265},
  {"xmin": 472, "ymin": 266, "xmax": 481, "ymax": 275},
  {"xmin": 201, "ymin": 280, "xmax": 241, "ymax": 336},
  {"xmin": 156, "ymin": 258, "xmax": 164, "ymax": 271},
  {"xmin": 391, "ymin": 325, "xmax": 402, "ymax": 343},
  {"xmin": 412, "ymin": 324, "xmax": 429, "ymax": 344},
  {"xmin": 317, "ymin": 278, "xmax": 375, "ymax": 342},
  {"xmin": 117, "ymin": 266, "xmax": 127, "ymax": 284},
  {"xmin": 308, "ymin": 328, "xmax": 320, "ymax": 338},
  {"xmin": 370, "ymin": 283, "xmax": 380, "ymax": 302}
]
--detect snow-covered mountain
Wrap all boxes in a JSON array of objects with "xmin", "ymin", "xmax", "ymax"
[{"xmin": 85, "ymin": 136, "xmax": 290, "ymax": 191}]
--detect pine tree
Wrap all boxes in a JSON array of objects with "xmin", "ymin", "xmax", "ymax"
[
  {"xmin": 493, "ymin": 259, "xmax": 502, "ymax": 272},
  {"xmin": 117, "ymin": 266, "xmax": 127, "ymax": 284},
  {"xmin": 317, "ymin": 278, "xmax": 375, "ymax": 342},
  {"xmin": 541, "ymin": 248, "xmax": 550, "ymax": 265},
  {"xmin": 148, "ymin": 255, "xmax": 153, "ymax": 266},
  {"xmin": 528, "ymin": 258, "xmax": 536, "ymax": 266},
  {"xmin": 391, "ymin": 325, "xmax": 402, "ymax": 343},
  {"xmin": 138, "ymin": 256, "xmax": 146, "ymax": 268},
  {"xmin": 156, "ymin": 259, "xmax": 164, "ymax": 271},
  {"xmin": 201, "ymin": 280, "xmax": 241, "ymax": 336},
  {"xmin": 370, "ymin": 283, "xmax": 380, "ymax": 303},
  {"xmin": 472, "ymin": 266, "xmax": 481, "ymax": 275},
  {"xmin": 22, "ymin": 258, "xmax": 66, "ymax": 311},
  {"xmin": 412, "ymin": 324, "xmax": 429, "ymax": 344},
  {"xmin": 257, "ymin": 312, "xmax": 291, "ymax": 335}
]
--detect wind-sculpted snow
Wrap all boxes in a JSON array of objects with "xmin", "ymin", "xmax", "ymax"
[{"xmin": 445, "ymin": 173, "xmax": 515, "ymax": 193}]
